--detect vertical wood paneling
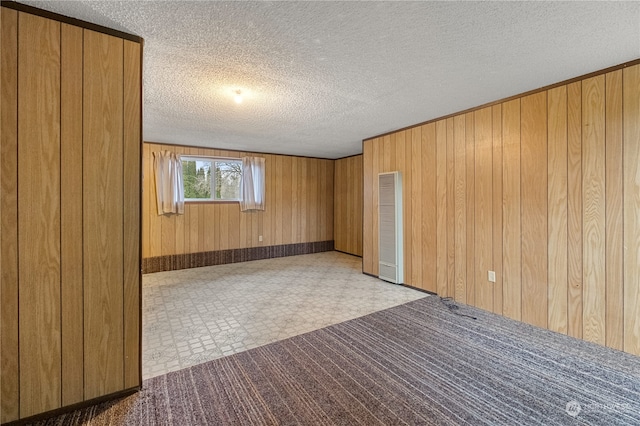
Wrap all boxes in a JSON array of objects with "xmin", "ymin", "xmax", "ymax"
[
  {"xmin": 605, "ymin": 70, "xmax": 624, "ymax": 351},
  {"xmin": 502, "ymin": 99, "xmax": 521, "ymax": 321},
  {"xmin": 1, "ymin": 8, "xmax": 19, "ymax": 422},
  {"xmin": 402, "ymin": 131, "xmax": 413, "ymax": 284},
  {"xmin": 446, "ymin": 118, "xmax": 455, "ymax": 297},
  {"xmin": 411, "ymin": 127, "xmax": 423, "ymax": 288},
  {"xmin": 474, "ymin": 107, "xmax": 493, "ymax": 312},
  {"xmin": 361, "ymin": 62, "xmax": 640, "ymax": 358},
  {"xmin": 567, "ymin": 81, "xmax": 583, "ymax": 339},
  {"xmin": 274, "ymin": 155, "xmax": 284, "ymax": 245},
  {"xmin": 492, "ymin": 104, "xmax": 503, "ymax": 315},
  {"xmin": 547, "ymin": 85, "xmax": 568, "ymax": 334},
  {"xmin": 83, "ymin": 29, "xmax": 124, "ymax": 399},
  {"xmin": 123, "ymin": 39, "xmax": 141, "ymax": 389},
  {"xmin": 454, "ymin": 115, "xmax": 466, "ymax": 302},
  {"xmin": 17, "ymin": 13, "xmax": 62, "ymax": 417},
  {"xmin": 325, "ymin": 160, "xmax": 335, "ymax": 241},
  {"xmin": 334, "ymin": 155, "xmax": 363, "ymax": 256},
  {"xmin": 435, "ymin": 120, "xmax": 448, "ymax": 296},
  {"xmin": 363, "ymin": 141, "xmax": 373, "ymax": 272},
  {"xmin": 422, "ymin": 123, "xmax": 437, "ymax": 293},
  {"xmin": 623, "ymin": 64, "xmax": 640, "ymax": 356},
  {"xmin": 582, "ymin": 75, "xmax": 606, "ymax": 345},
  {"xmin": 520, "ymin": 91, "xmax": 548, "ymax": 329},
  {"xmin": 465, "ymin": 113, "xmax": 475, "ymax": 305},
  {"xmin": 60, "ymin": 22, "xmax": 84, "ymax": 406}
]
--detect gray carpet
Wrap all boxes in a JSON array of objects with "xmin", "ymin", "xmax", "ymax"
[{"xmin": 34, "ymin": 296, "xmax": 640, "ymax": 425}]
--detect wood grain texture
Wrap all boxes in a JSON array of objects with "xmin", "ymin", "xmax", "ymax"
[
  {"xmin": 623, "ymin": 64, "xmax": 640, "ymax": 356},
  {"xmin": 446, "ymin": 118, "xmax": 456, "ymax": 297},
  {"xmin": 411, "ymin": 127, "xmax": 423, "ymax": 288},
  {"xmin": 401, "ymin": 131, "xmax": 412, "ymax": 285},
  {"xmin": 453, "ymin": 115, "xmax": 466, "ymax": 302},
  {"xmin": 473, "ymin": 107, "xmax": 493, "ymax": 312},
  {"xmin": 334, "ymin": 155, "xmax": 362, "ymax": 256},
  {"xmin": 83, "ymin": 29, "xmax": 124, "ymax": 399},
  {"xmin": 123, "ymin": 39, "xmax": 141, "ymax": 389},
  {"xmin": 491, "ymin": 104, "xmax": 503, "ymax": 315},
  {"xmin": 465, "ymin": 113, "xmax": 475, "ymax": 305},
  {"xmin": 421, "ymin": 123, "xmax": 437, "ymax": 293},
  {"xmin": 502, "ymin": 99, "xmax": 522, "ymax": 321},
  {"xmin": 567, "ymin": 81, "xmax": 583, "ymax": 339},
  {"xmin": 142, "ymin": 144, "xmax": 336, "ymax": 261},
  {"xmin": 435, "ymin": 120, "xmax": 448, "ymax": 296},
  {"xmin": 605, "ymin": 70, "xmax": 624, "ymax": 351},
  {"xmin": 1, "ymin": 8, "xmax": 19, "ymax": 422},
  {"xmin": 547, "ymin": 85, "xmax": 568, "ymax": 335},
  {"xmin": 363, "ymin": 140, "xmax": 374, "ymax": 273},
  {"xmin": 17, "ymin": 12, "xmax": 62, "ymax": 417},
  {"xmin": 581, "ymin": 75, "xmax": 606, "ymax": 345},
  {"xmin": 60, "ymin": 22, "xmax": 84, "ymax": 406},
  {"xmin": 520, "ymin": 91, "xmax": 548, "ymax": 329}
]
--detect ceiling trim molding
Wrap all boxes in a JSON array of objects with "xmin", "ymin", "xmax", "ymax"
[
  {"xmin": 2, "ymin": 1, "xmax": 143, "ymax": 43},
  {"xmin": 363, "ymin": 57, "xmax": 640, "ymax": 142}
]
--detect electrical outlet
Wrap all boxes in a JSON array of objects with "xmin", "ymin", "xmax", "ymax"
[
  {"xmin": 488, "ymin": 270, "xmax": 496, "ymax": 283},
  {"xmin": 258, "ymin": 235, "xmax": 263, "ymax": 242}
]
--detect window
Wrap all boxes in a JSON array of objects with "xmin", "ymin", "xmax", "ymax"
[{"xmin": 181, "ymin": 156, "xmax": 242, "ymax": 202}]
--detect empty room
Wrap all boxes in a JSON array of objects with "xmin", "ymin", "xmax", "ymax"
[{"xmin": 2, "ymin": 1, "xmax": 640, "ymax": 425}]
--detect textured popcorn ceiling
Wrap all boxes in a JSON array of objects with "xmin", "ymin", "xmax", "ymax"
[{"xmin": 21, "ymin": 1, "xmax": 640, "ymax": 158}]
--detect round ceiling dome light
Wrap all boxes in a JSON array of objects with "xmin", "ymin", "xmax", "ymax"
[{"xmin": 234, "ymin": 90, "xmax": 243, "ymax": 104}]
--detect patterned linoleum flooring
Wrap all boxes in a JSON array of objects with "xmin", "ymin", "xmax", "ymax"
[{"xmin": 142, "ymin": 251, "xmax": 428, "ymax": 379}]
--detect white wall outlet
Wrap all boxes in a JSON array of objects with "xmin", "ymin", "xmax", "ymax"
[
  {"xmin": 488, "ymin": 270, "xmax": 496, "ymax": 283},
  {"xmin": 258, "ymin": 235, "xmax": 263, "ymax": 242}
]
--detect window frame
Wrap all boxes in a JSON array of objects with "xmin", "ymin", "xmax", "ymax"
[{"xmin": 181, "ymin": 155, "xmax": 243, "ymax": 203}]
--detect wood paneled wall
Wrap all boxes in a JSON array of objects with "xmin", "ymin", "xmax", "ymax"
[
  {"xmin": 363, "ymin": 62, "xmax": 640, "ymax": 357},
  {"xmin": 142, "ymin": 143, "xmax": 334, "ymax": 259},
  {"xmin": 1, "ymin": 6, "xmax": 141, "ymax": 422},
  {"xmin": 334, "ymin": 155, "xmax": 363, "ymax": 256}
]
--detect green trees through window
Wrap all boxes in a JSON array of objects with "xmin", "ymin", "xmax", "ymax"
[{"xmin": 182, "ymin": 157, "xmax": 242, "ymax": 201}]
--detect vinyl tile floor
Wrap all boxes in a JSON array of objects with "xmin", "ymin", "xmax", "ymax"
[{"xmin": 142, "ymin": 251, "xmax": 428, "ymax": 379}]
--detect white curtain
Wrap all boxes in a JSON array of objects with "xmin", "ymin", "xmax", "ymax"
[
  {"xmin": 153, "ymin": 150, "xmax": 184, "ymax": 215},
  {"xmin": 240, "ymin": 156, "xmax": 265, "ymax": 211}
]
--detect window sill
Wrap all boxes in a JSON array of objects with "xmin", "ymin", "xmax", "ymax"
[{"xmin": 185, "ymin": 200, "xmax": 240, "ymax": 205}]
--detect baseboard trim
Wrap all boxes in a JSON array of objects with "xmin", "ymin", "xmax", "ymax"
[{"xmin": 142, "ymin": 241, "xmax": 335, "ymax": 274}]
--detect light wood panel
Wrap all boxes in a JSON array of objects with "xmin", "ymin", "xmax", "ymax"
[
  {"xmin": 334, "ymin": 155, "xmax": 362, "ymax": 256},
  {"xmin": 411, "ymin": 127, "xmax": 423, "ymax": 288},
  {"xmin": 17, "ymin": 13, "xmax": 62, "ymax": 417},
  {"xmin": 446, "ymin": 118, "xmax": 455, "ymax": 297},
  {"xmin": 454, "ymin": 115, "xmax": 466, "ymax": 302},
  {"xmin": 605, "ymin": 70, "xmax": 624, "ymax": 351},
  {"xmin": 60, "ymin": 22, "xmax": 84, "ymax": 406},
  {"xmin": 567, "ymin": 81, "xmax": 583, "ymax": 339},
  {"xmin": 547, "ymin": 85, "xmax": 568, "ymax": 335},
  {"xmin": 465, "ymin": 113, "xmax": 475, "ymax": 305},
  {"xmin": 83, "ymin": 29, "xmax": 124, "ymax": 399},
  {"xmin": 474, "ymin": 107, "xmax": 493, "ymax": 312},
  {"xmin": 491, "ymin": 104, "xmax": 503, "ymax": 315},
  {"xmin": 582, "ymin": 75, "xmax": 606, "ymax": 345},
  {"xmin": 502, "ymin": 99, "xmax": 521, "ymax": 321},
  {"xmin": 142, "ymin": 143, "xmax": 335, "ymax": 259},
  {"xmin": 1, "ymin": 8, "xmax": 19, "ymax": 423},
  {"xmin": 623, "ymin": 64, "xmax": 640, "ymax": 356},
  {"xmin": 435, "ymin": 120, "xmax": 448, "ymax": 296},
  {"xmin": 520, "ymin": 92, "xmax": 548, "ymax": 329},
  {"xmin": 123, "ymin": 39, "xmax": 141, "ymax": 389},
  {"xmin": 421, "ymin": 123, "xmax": 437, "ymax": 293}
]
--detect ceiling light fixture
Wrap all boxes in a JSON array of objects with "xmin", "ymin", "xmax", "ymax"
[{"xmin": 234, "ymin": 90, "xmax": 243, "ymax": 104}]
